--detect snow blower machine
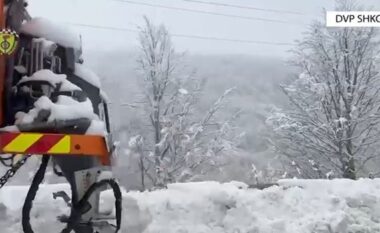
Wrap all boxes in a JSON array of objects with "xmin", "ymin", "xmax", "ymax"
[{"xmin": 0, "ymin": 1, "xmax": 122, "ymax": 233}]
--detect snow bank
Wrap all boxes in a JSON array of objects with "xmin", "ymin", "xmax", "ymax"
[
  {"xmin": 20, "ymin": 17, "xmax": 81, "ymax": 50},
  {"xmin": 115, "ymin": 179, "xmax": 380, "ymax": 233},
  {"xmin": 0, "ymin": 184, "xmax": 71, "ymax": 233},
  {"xmin": 1, "ymin": 179, "xmax": 380, "ymax": 233}
]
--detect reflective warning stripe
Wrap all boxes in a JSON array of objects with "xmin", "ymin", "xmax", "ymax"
[
  {"xmin": 1, "ymin": 133, "xmax": 68, "ymax": 154},
  {"xmin": 0, "ymin": 132, "xmax": 111, "ymax": 165},
  {"xmin": 48, "ymin": 135, "xmax": 70, "ymax": 153},
  {"xmin": 26, "ymin": 134, "xmax": 64, "ymax": 154},
  {"xmin": 3, "ymin": 133, "xmax": 43, "ymax": 153}
]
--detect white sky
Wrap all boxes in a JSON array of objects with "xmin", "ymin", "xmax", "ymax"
[{"xmin": 27, "ymin": 0, "xmax": 380, "ymax": 58}]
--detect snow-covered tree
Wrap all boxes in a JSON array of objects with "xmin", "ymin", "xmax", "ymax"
[
  {"xmin": 267, "ymin": 1, "xmax": 380, "ymax": 179},
  {"xmin": 131, "ymin": 17, "xmax": 242, "ymax": 187}
]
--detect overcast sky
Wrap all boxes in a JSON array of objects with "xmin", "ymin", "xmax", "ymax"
[{"xmin": 27, "ymin": 0, "xmax": 380, "ymax": 58}]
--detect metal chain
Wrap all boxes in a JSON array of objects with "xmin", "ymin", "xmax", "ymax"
[
  {"xmin": 0, "ymin": 155, "xmax": 16, "ymax": 167},
  {"xmin": 0, "ymin": 155, "xmax": 30, "ymax": 189}
]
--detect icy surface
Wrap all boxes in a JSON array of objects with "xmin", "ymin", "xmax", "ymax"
[
  {"xmin": 32, "ymin": 38, "xmax": 58, "ymax": 56},
  {"xmin": 20, "ymin": 17, "xmax": 81, "ymax": 50},
  {"xmin": 1, "ymin": 179, "xmax": 380, "ymax": 233}
]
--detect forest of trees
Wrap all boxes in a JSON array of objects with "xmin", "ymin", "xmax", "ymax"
[{"xmin": 110, "ymin": 0, "xmax": 380, "ymax": 190}]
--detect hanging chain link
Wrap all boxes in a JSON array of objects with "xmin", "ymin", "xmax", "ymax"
[{"xmin": 0, "ymin": 155, "xmax": 30, "ymax": 189}]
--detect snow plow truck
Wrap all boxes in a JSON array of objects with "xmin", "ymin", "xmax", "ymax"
[{"xmin": 0, "ymin": 1, "xmax": 122, "ymax": 233}]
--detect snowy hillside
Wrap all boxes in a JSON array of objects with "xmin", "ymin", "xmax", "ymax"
[{"xmin": 1, "ymin": 179, "xmax": 380, "ymax": 233}]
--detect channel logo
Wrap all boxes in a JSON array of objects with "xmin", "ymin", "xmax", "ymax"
[
  {"xmin": 326, "ymin": 11, "xmax": 380, "ymax": 27},
  {"xmin": 0, "ymin": 29, "xmax": 19, "ymax": 56}
]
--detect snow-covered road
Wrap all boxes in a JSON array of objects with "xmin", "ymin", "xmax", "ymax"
[{"xmin": 1, "ymin": 179, "xmax": 380, "ymax": 233}]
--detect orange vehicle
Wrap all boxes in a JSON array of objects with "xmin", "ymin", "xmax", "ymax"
[{"xmin": 0, "ymin": 1, "xmax": 122, "ymax": 233}]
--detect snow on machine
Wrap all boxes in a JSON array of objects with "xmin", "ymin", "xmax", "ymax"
[{"xmin": 0, "ymin": 1, "xmax": 122, "ymax": 233}]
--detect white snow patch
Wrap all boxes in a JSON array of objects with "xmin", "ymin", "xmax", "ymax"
[
  {"xmin": 128, "ymin": 135, "xmax": 143, "ymax": 149},
  {"xmin": 15, "ymin": 96, "xmax": 98, "ymax": 124},
  {"xmin": 20, "ymin": 17, "xmax": 81, "ymax": 50},
  {"xmin": 100, "ymin": 90, "xmax": 110, "ymax": 102},
  {"xmin": 74, "ymin": 63, "xmax": 102, "ymax": 88},
  {"xmin": 15, "ymin": 70, "xmax": 101, "ymax": 131},
  {"xmin": 1, "ymin": 179, "xmax": 380, "ymax": 233},
  {"xmin": 18, "ymin": 69, "xmax": 66, "ymax": 87},
  {"xmin": 178, "ymin": 88, "xmax": 188, "ymax": 95},
  {"xmin": 86, "ymin": 119, "xmax": 107, "ymax": 136},
  {"xmin": 0, "ymin": 125, "xmax": 19, "ymax": 132},
  {"xmin": 18, "ymin": 69, "xmax": 81, "ymax": 92},
  {"xmin": 0, "ymin": 184, "xmax": 70, "ymax": 233},
  {"xmin": 336, "ymin": 117, "xmax": 347, "ymax": 125},
  {"xmin": 14, "ymin": 65, "xmax": 27, "ymax": 74},
  {"xmin": 97, "ymin": 171, "xmax": 114, "ymax": 182}
]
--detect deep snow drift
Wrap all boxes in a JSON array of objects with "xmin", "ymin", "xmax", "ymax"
[{"xmin": 0, "ymin": 179, "xmax": 380, "ymax": 233}]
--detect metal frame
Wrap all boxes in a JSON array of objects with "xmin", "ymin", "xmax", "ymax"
[{"xmin": 0, "ymin": 131, "xmax": 111, "ymax": 165}]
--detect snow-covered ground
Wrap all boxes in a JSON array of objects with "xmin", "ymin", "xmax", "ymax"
[{"xmin": 0, "ymin": 179, "xmax": 380, "ymax": 233}]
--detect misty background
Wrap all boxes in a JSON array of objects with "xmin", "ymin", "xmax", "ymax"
[{"xmin": 6, "ymin": 0, "xmax": 380, "ymax": 187}]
